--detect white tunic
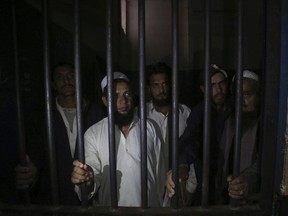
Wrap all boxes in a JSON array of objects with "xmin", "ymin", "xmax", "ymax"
[{"xmin": 77, "ymin": 114, "xmax": 164, "ymax": 207}]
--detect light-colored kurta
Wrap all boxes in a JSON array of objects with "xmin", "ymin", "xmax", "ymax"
[{"xmin": 76, "ymin": 114, "xmax": 164, "ymax": 207}]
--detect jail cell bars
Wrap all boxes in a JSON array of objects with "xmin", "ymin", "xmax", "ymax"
[{"xmin": 7, "ymin": 0, "xmax": 280, "ymax": 215}]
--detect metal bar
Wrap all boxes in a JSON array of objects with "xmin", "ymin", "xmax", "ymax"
[
  {"xmin": 260, "ymin": 0, "xmax": 282, "ymax": 214},
  {"xmin": 138, "ymin": 0, "xmax": 148, "ymax": 208},
  {"xmin": 231, "ymin": 0, "xmax": 243, "ymax": 207},
  {"xmin": 107, "ymin": 0, "xmax": 118, "ymax": 209},
  {"xmin": 233, "ymin": 0, "xmax": 243, "ymax": 178},
  {"xmin": 73, "ymin": 0, "xmax": 88, "ymax": 206},
  {"xmin": 171, "ymin": 0, "xmax": 179, "ymax": 208},
  {"xmin": 0, "ymin": 203, "xmax": 263, "ymax": 216},
  {"xmin": 42, "ymin": 0, "xmax": 59, "ymax": 205},
  {"xmin": 273, "ymin": 0, "xmax": 288, "ymax": 195},
  {"xmin": 201, "ymin": 0, "xmax": 211, "ymax": 208},
  {"xmin": 12, "ymin": 0, "xmax": 30, "ymax": 204},
  {"xmin": 270, "ymin": 0, "xmax": 288, "ymax": 211}
]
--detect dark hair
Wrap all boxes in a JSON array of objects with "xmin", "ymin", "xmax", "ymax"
[
  {"xmin": 199, "ymin": 64, "xmax": 228, "ymax": 85},
  {"xmin": 145, "ymin": 62, "xmax": 171, "ymax": 85}
]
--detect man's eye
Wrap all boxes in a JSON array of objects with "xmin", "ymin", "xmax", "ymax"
[{"xmin": 124, "ymin": 92, "xmax": 132, "ymax": 97}]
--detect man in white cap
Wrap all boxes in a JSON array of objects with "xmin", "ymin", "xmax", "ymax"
[
  {"xmin": 71, "ymin": 72, "xmax": 164, "ymax": 207},
  {"xmin": 215, "ymin": 69, "xmax": 261, "ymax": 204},
  {"xmin": 166, "ymin": 64, "xmax": 231, "ymax": 205}
]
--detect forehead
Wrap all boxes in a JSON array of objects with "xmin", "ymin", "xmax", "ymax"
[
  {"xmin": 54, "ymin": 65, "xmax": 74, "ymax": 75},
  {"xmin": 243, "ymin": 79, "xmax": 255, "ymax": 91},
  {"xmin": 211, "ymin": 72, "xmax": 226, "ymax": 83},
  {"xmin": 115, "ymin": 80, "xmax": 130, "ymax": 92},
  {"xmin": 149, "ymin": 73, "xmax": 168, "ymax": 83}
]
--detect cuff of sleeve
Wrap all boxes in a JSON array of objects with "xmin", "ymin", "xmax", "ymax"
[{"xmin": 185, "ymin": 164, "xmax": 197, "ymax": 193}]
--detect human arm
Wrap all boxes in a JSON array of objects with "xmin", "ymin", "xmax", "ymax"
[
  {"xmin": 165, "ymin": 164, "xmax": 197, "ymax": 201},
  {"xmin": 71, "ymin": 160, "xmax": 94, "ymax": 194},
  {"xmin": 227, "ymin": 158, "xmax": 260, "ymax": 199}
]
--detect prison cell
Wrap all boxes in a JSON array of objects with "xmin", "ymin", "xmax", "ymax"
[{"xmin": 0, "ymin": 0, "xmax": 287, "ymax": 215}]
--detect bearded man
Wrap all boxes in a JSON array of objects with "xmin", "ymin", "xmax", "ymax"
[{"xmin": 71, "ymin": 72, "xmax": 164, "ymax": 207}]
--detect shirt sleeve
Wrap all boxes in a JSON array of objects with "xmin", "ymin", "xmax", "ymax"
[{"xmin": 75, "ymin": 126, "xmax": 102, "ymax": 200}]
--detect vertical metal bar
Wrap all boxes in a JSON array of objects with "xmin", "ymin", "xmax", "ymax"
[
  {"xmin": 171, "ymin": 0, "xmax": 179, "ymax": 208},
  {"xmin": 233, "ymin": 0, "xmax": 243, "ymax": 178},
  {"xmin": 230, "ymin": 0, "xmax": 243, "ymax": 207},
  {"xmin": 12, "ymin": 0, "xmax": 30, "ymax": 204},
  {"xmin": 42, "ymin": 0, "xmax": 59, "ymax": 205},
  {"xmin": 107, "ymin": 0, "xmax": 118, "ymax": 209},
  {"xmin": 138, "ymin": 0, "xmax": 148, "ymax": 208},
  {"xmin": 201, "ymin": 0, "xmax": 211, "ymax": 208},
  {"xmin": 272, "ymin": 0, "xmax": 288, "ymax": 214},
  {"xmin": 73, "ymin": 0, "xmax": 88, "ymax": 206},
  {"xmin": 260, "ymin": 0, "xmax": 281, "ymax": 213},
  {"xmin": 43, "ymin": 0, "xmax": 59, "ymax": 205}
]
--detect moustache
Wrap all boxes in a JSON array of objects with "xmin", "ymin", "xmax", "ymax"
[
  {"xmin": 157, "ymin": 93, "xmax": 168, "ymax": 97},
  {"xmin": 61, "ymin": 84, "xmax": 74, "ymax": 89},
  {"xmin": 214, "ymin": 93, "xmax": 225, "ymax": 98}
]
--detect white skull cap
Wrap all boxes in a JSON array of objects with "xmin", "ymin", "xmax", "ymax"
[
  {"xmin": 211, "ymin": 64, "xmax": 228, "ymax": 78},
  {"xmin": 101, "ymin": 72, "xmax": 129, "ymax": 92},
  {"xmin": 232, "ymin": 70, "xmax": 259, "ymax": 82},
  {"xmin": 243, "ymin": 70, "xmax": 259, "ymax": 81}
]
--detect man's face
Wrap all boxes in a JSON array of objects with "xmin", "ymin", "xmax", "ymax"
[
  {"xmin": 210, "ymin": 72, "xmax": 228, "ymax": 106},
  {"xmin": 53, "ymin": 65, "xmax": 75, "ymax": 97},
  {"xmin": 149, "ymin": 73, "xmax": 170, "ymax": 106},
  {"xmin": 242, "ymin": 79, "xmax": 259, "ymax": 113},
  {"xmin": 114, "ymin": 81, "xmax": 134, "ymax": 115}
]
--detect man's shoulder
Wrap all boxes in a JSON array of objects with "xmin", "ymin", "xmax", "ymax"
[{"xmin": 85, "ymin": 117, "xmax": 108, "ymax": 135}]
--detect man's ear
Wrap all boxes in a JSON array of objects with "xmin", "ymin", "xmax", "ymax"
[
  {"xmin": 102, "ymin": 96, "xmax": 108, "ymax": 107},
  {"xmin": 200, "ymin": 85, "xmax": 204, "ymax": 93}
]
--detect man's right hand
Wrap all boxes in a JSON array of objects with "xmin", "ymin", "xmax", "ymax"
[
  {"xmin": 71, "ymin": 160, "xmax": 94, "ymax": 185},
  {"xmin": 166, "ymin": 166, "xmax": 189, "ymax": 198}
]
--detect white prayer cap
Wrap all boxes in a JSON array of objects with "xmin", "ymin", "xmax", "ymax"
[
  {"xmin": 101, "ymin": 72, "xmax": 129, "ymax": 92},
  {"xmin": 211, "ymin": 64, "xmax": 228, "ymax": 78},
  {"xmin": 243, "ymin": 70, "xmax": 259, "ymax": 81},
  {"xmin": 232, "ymin": 70, "xmax": 259, "ymax": 82}
]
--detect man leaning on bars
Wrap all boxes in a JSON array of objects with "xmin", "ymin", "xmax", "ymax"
[
  {"xmin": 166, "ymin": 69, "xmax": 261, "ymax": 205},
  {"xmin": 71, "ymin": 72, "xmax": 165, "ymax": 206}
]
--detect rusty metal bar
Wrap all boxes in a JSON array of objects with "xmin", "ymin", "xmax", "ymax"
[
  {"xmin": 202, "ymin": 0, "xmax": 211, "ymax": 208},
  {"xmin": 107, "ymin": 0, "xmax": 118, "ymax": 209},
  {"xmin": 42, "ymin": 0, "xmax": 59, "ymax": 205},
  {"xmin": 138, "ymin": 0, "xmax": 148, "ymax": 208},
  {"xmin": 171, "ymin": 0, "xmax": 179, "ymax": 208},
  {"xmin": 73, "ymin": 0, "xmax": 88, "ymax": 206}
]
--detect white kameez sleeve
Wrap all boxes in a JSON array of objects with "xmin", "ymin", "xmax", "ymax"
[{"xmin": 75, "ymin": 126, "xmax": 102, "ymax": 200}]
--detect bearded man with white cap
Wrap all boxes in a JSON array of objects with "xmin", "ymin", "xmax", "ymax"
[
  {"xmin": 215, "ymin": 69, "xmax": 261, "ymax": 204},
  {"xmin": 71, "ymin": 72, "xmax": 164, "ymax": 207}
]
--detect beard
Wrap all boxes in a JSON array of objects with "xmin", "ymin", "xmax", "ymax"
[
  {"xmin": 241, "ymin": 109, "xmax": 259, "ymax": 132},
  {"xmin": 115, "ymin": 108, "xmax": 134, "ymax": 127},
  {"xmin": 152, "ymin": 96, "xmax": 171, "ymax": 107}
]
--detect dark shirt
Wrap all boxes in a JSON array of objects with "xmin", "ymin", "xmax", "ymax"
[
  {"xmin": 178, "ymin": 101, "xmax": 231, "ymax": 205},
  {"xmin": 36, "ymin": 100, "xmax": 104, "ymax": 205}
]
